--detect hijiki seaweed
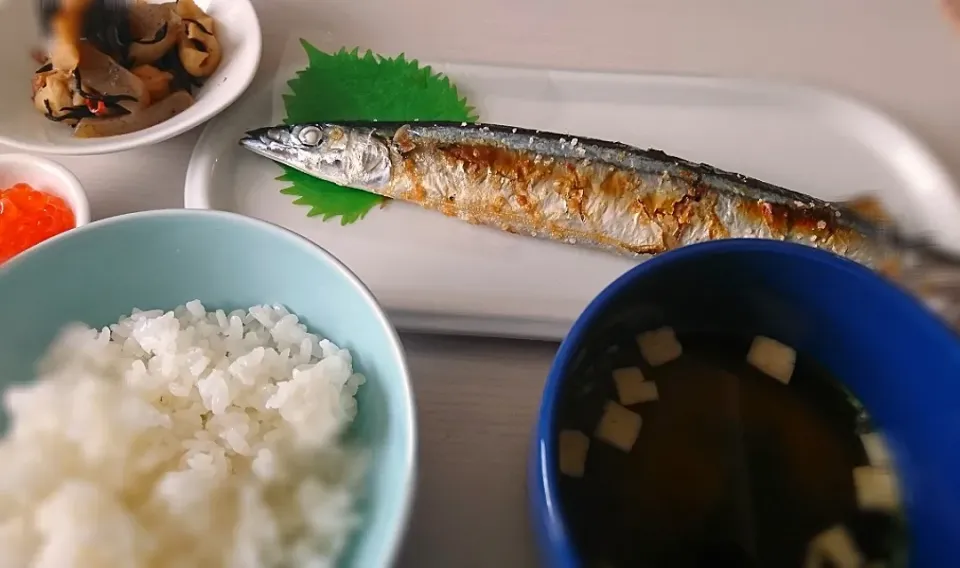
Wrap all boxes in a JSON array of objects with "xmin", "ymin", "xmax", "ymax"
[
  {"xmin": 79, "ymin": 0, "xmax": 133, "ymax": 65},
  {"xmin": 133, "ymin": 22, "xmax": 170, "ymax": 47},
  {"xmin": 79, "ymin": 3, "xmax": 172, "ymax": 67},
  {"xmin": 40, "ymin": 64, "xmax": 139, "ymax": 123}
]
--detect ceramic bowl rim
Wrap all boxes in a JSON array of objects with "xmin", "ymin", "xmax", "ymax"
[
  {"xmin": 530, "ymin": 238, "xmax": 957, "ymax": 566},
  {"xmin": 0, "ymin": 208, "xmax": 418, "ymax": 567},
  {"xmin": 0, "ymin": 152, "xmax": 90, "ymax": 226}
]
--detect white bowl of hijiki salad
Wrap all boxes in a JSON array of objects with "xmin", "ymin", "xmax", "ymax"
[
  {"xmin": 0, "ymin": 0, "xmax": 261, "ymax": 155},
  {"xmin": 527, "ymin": 240, "xmax": 960, "ymax": 568}
]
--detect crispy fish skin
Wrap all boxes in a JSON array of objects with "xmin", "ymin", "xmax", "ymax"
[{"xmin": 241, "ymin": 121, "xmax": 894, "ymax": 268}]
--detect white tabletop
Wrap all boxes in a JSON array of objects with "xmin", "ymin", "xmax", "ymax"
[{"xmin": 3, "ymin": 1, "xmax": 959, "ymax": 566}]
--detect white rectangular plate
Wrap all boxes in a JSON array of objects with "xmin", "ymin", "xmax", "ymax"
[{"xmin": 185, "ymin": 60, "xmax": 960, "ymax": 340}]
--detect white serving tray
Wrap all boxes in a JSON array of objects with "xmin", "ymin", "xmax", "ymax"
[{"xmin": 184, "ymin": 61, "xmax": 960, "ymax": 341}]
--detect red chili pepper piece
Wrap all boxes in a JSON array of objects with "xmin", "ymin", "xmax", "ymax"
[{"xmin": 85, "ymin": 98, "xmax": 108, "ymax": 116}]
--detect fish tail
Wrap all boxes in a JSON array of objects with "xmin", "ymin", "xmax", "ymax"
[{"xmin": 896, "ymin": 244, "xmax": 960, "ymax": 328}]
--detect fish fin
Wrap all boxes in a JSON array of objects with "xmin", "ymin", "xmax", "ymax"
[{"xmin": 836, "ymin": 195, "xmax": 893, "ymax": 226}]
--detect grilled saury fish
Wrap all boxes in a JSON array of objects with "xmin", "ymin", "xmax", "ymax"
[{"xmin": 239, "ymin": 121, "xmax": 960, "ymax": 320}]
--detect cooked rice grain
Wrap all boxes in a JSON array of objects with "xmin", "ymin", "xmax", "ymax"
[{"xmin": 0, "ymin": 300, "xmax": 367, "ymax": 567}]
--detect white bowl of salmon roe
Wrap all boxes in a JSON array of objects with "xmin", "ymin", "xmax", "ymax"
[{"xmin": 0, "ymin": 153, "xmax": 89, "ymax": 264}]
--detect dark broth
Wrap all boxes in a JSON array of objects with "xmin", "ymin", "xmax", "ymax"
[{"xmin": 557, "ymin": 331, "xmax": 904, "ymax": 568}]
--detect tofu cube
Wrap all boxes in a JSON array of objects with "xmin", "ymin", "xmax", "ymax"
[
  {"xmin": 804, "ymin": 525, "xmax": 864, "ymax": 568},
  {"xmin": 636, "ymin": 327, "xmax": 682, "ymax": 366},
  {"xmin": 558, "ymin": 430, "xmax": 591, "ymax": 478},
  {"xmin": 747, "ymin": 335, "xmax": 796, "ymax": 384},
  {"xmin": 860, "ymin": 432, "xmax": 892, "ymax": 468},
  {"xmin": 853, "ymin": 465, "xmax": 899, "ymax": 512},
  {"xmin": 594, "ymin": 401, "xmax": 643, "ymax": 452},
  {"xmin": 612, "ymin": 367, "xmax": 659, "ymax": 405}
]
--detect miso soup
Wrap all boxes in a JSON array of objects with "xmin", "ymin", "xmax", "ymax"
[{"xmin": 556, "ymin": 329, "xmax": 907, "ymax": 568}]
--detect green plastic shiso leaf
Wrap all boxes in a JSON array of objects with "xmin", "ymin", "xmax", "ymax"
[{"xmin": 278, "ymin": 42, "xmax": 479, "ymax": 225}]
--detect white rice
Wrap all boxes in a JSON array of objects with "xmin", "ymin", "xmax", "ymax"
[{"xmin": 0, "ymin": 300, "xmax": 368, "ymax": 568}]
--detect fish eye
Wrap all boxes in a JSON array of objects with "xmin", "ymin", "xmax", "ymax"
[{"xmin": 298, "ymin": 126, "xmax": 322, "ymax": 146}]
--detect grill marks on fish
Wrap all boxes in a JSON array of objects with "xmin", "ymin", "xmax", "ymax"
[
  {"xmin": 393, "ymin": 141, "xmax": 665, "ymax": 253},
  {"xmin": 377, "ymin": 125, "xmax": 876, "ymax": 259}
]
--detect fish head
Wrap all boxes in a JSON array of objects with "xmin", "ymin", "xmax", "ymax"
[{"xmin": 240, "ymin": 123, "xmax": 393, "ymax": 190}]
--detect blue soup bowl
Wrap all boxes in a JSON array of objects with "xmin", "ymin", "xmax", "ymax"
[
  {"xmin": 529, "ymin": 239, "xmax": 960, "ymax": 568},
  {"xmin": 0, "ymin": 210, "xmax": 416, "ymax": 568}
]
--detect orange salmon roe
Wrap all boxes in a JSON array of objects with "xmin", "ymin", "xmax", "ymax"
[{"xmin": 0, "ymin": 183, "xmax": 76, "ymax": 264}]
